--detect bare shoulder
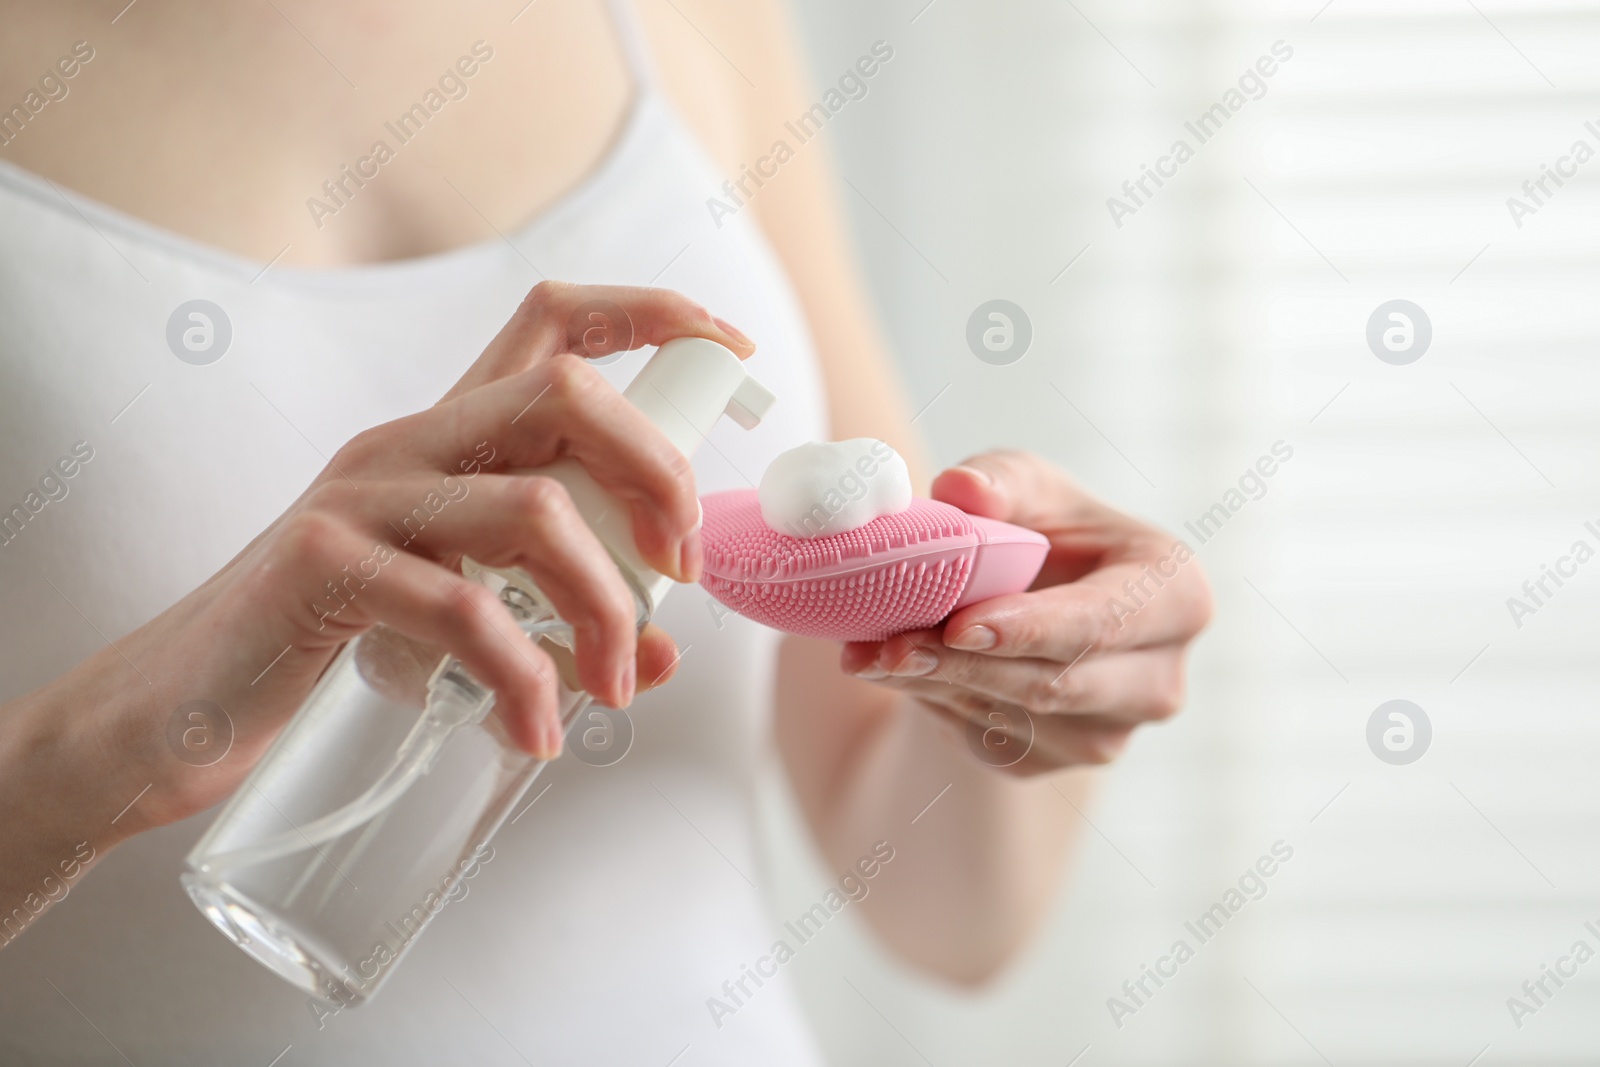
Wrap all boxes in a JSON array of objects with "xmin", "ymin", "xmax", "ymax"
[
  {"xmin": 637, "ymin": 0, "xmax": 924, "ymax": 471},
  {"xmin": 633, "ymin": 0, "xmax": 808, "ymax": 176}
]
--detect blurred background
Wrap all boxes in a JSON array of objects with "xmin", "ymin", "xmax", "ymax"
[{"xmin": 759, "ymin": 1, "xmax": 1600, "ymax": 1063}]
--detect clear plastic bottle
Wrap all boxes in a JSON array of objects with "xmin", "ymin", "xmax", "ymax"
[{"xmin": 182, "ymin": 338, "xmax": 774, "ymax": 1005}]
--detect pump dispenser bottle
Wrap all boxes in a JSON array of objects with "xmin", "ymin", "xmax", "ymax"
[{"xmin": 182, "ymin": 339, "xmax": 775, "ymax": 1006}]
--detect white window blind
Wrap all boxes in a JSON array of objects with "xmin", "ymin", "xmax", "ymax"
[{"xmin": 764, "ymin": 1, "xmax": 1600, "ymax": 1064}]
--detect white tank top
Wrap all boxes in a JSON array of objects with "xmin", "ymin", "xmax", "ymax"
[{"xmin": 0, "ymin": 4, "xmax": 832, "ymax": 1063}]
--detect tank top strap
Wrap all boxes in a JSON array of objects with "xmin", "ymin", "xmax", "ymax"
[{"xmin": 605, "ymin": 0, "xmax": 660, "ymax": 95}]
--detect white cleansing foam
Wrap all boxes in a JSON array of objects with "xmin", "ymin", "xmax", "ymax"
[{"xmin": 758, "ymin": 438, "xmax": 913, "ymax": 538}]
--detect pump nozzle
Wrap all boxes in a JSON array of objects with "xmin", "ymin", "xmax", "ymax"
[
  {"xmin": 727, "ymin": 376, "xmax": 776, "ymax": 430},
  {"xmin": 621, "ymin": 337, "xmax": 775, "ymax": 455}
]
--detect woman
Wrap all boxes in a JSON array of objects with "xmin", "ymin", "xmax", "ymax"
[{"xmin": 0, "ymin": 1, "xmax": 1210, "ymax": 1062}]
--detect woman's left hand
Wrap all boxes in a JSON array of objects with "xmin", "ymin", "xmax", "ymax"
[{"xmin": 840, "ymin": 450, "xmax": 1212, "ymax": 775}]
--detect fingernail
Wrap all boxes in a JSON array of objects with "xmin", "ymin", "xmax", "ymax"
[
  {"xmin": 952, "ymin": 464, "xmax": 991, "ymax": 485},
  {"xmin": 679, "ymin": 529, "xmax": 703, "ymax": 582},
  {"xmin": 853, "ymin": 666, "xmax": 888, "ymax": 680},
  {"xmin": 712, "ymin": 317, "xmax": 754, "ymax": 348},
  {"xmin": 619, "ymin": 661, "xmax": 636, "ymax": 707},
  {"xmin": 945, "ymin": 625, "xmax": 997, "ymax": 651},
  {"xmin": 889, "ymin": 650, "xmax": 937, "ymax": 677}
]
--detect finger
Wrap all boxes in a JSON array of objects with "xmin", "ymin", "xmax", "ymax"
[
  {"xmin": 863, "ymin": 633, "xmax": 1187, "ymax": 724},
  {"xmin": 932, "ymin": 452, "xmax": 1212, "ymax": 655},
  {"xmin": 636, "ymin": 623, "xmax": 682, "ymax": 691},
  {"xmin": 933, "ymin": 451, "xmax": 1177, "ymax": 593},
  {"xmin": 316, "ymin": 475, "xmax": 642, "ymax": 708},
  {"xmin": 931, "ymin": 450, "xmax": 1123, "ymax": 534},
  {"xmin": 442, "ymin": 281, "xmax": 757, "ymax": 400},
  {"xmin": 266, "ymin": 513, "xmax": 563, "ymax": 757},
  {"xmin": 356, "ymin": 356, "xmax": 703, "ymax": 582},
  {"xmin": 942, "ymin": 548, "xmax": 1210, "ymax": 659}
]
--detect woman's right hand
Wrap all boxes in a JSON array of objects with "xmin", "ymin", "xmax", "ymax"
[{"xmin": 2, "ymin": 282, "xmax": 755, "ymax": 857}]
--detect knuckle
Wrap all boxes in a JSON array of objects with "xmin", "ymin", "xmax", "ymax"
[
  {"xmin": 1039, "ymin": 668, "xmax": 1082, "ymax": 711},
  {"xmin": 333, "ymin": 425, "xmax": 387, "ymax": 469},
  {"xmin": 521, "ymin": 279, "xmax": 570, "ymax": 317},
  {"xmin": 600, "ymin": 577, "xmax": 639, "ymax": 630},
  {"xmin": 546, "ymin": 352, "xmax": 602, "ymax": 405},
  {"xmin": 1146, "ymin": 674, "xmax": 1186, "ymax": 722},
  {"xmin": 509, "ymin": 475, "xmax": 572, "ymax": 525},
  {"xmin": 997, "ymin": 613, "xmax": 1047, "ymax": 658},
  {"xmin": 660, "ymin": 443, "xmax": 693, "ymax": 485},
  {"xmin": 1073, "ymin": 741, "xmax": 1113, "ymax": 767},
  {"xmin": 658, "ymin": 447, "xmax": 696, "ymax": 502},
  {"xmin": 1079, "ymin": 742, "xmax": 1117, "ymax": 766},
  {"xmin": 1147, "ymin": 693, "xmax": 1183, "ymax": 722},
  {"xmin": 578, "ymin": 590, "xmax": 637, "ymax": 649},
  {"xmin": 303, "ymin": 479, "xmax": 359, "ymax": 519},
  {"xmin": 570, "ymin": 562, "xmax": 636, "ymax": 627},
  {"xmin": 435, "ymin": 577, "xmax": 498, "ymax": 635},
  {"xmin": 653, "ymin": 287, "xmax": 708, "ymax": 319},
  {"xmin": 275, "ymin": 511, "xmax": 348, "ymax": 571},
  {"xmin": 578, "ymin": 576, "xmax": 636, "ymax": 640},
  {"xmin": 960, "ymin": 447, "xmax": 1024, "ymax": 472},
  {"xmin": 1081, "ymin": 727, "xmax": 1133, "ymax": 766},
  {"xmin": 1084, "ymin": 599, "xmax": 1121, "ymax": 652},
  {"xmin": 939, "ymin": 648, "xmax": 979, "ymax": 688},
  {"xmin": 517, "ymin": 643, "xmax": 559, "ymax": 693}
]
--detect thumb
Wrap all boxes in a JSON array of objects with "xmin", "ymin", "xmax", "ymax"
[{"xmin": 931, "ymin": 449, "xmax": 1085, "ymax": 528}]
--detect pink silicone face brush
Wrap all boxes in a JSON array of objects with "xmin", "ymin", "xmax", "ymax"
[{"xmin": 698, "ymin": 489, "xmax": 1049, "ymax": 642}]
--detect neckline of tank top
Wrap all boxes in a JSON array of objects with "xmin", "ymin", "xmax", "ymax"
[{"xmin": 0, "ymin": 88, "xmax": 669, "ymax": 295}]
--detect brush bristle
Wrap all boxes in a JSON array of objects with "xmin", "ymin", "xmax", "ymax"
[{"xmin": 699, "ymin": 490, "xmax": 977, "ymax": 641}]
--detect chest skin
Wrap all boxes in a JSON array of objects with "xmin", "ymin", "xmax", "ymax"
[{"xmin": 0, "ymin": 0, "xmax": 745, "ymax": 268}]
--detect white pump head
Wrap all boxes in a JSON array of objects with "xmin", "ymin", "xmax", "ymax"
[
  {"xmin": 623, "ymin": 335, "xmax": 776, "ymax": 453},
  {"xmin": 467, "ymin": 337, "xmax": 776, "ymax": 616}
]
